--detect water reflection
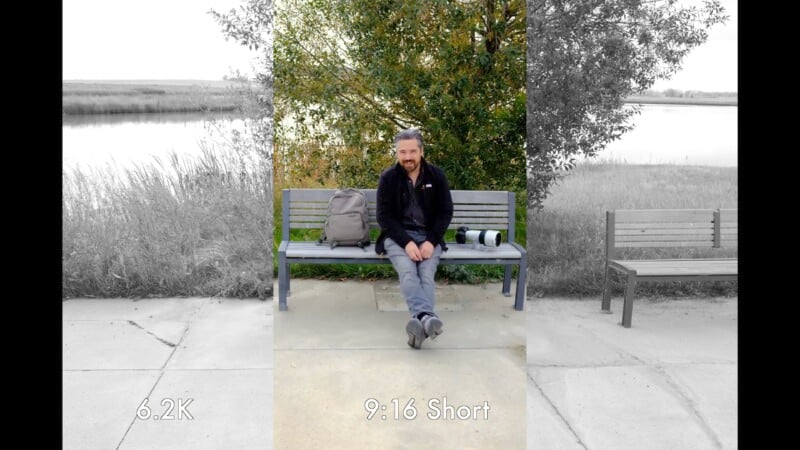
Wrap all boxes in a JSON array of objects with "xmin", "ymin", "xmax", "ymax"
[
  {"xmin": 62, "ymin": 112, "xmax": 247, "ymax": 173},
  {"xmin": 63, "ymin": 104, "xmax": 737, "ymax": 174},
  {"xmin": 61, "ymin": 110, "xmax": 243, "ymax": 128}
]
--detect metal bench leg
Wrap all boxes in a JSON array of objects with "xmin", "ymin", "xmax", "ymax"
[
  {"xmin": 278, "ymin": 252, "xmax": 288, "ymax": 311},
  {"xmin": 514, "ymin": 263, "xmax": 526, "ymax": 311},
  {"xmin": 285, "ymin": 262, "xmax": 290, "ymax": 297},
  {"xmin": 601, "ymin": 266, "xmax": 613, "ymax": 313},
  {"xmin": 621, "ymin": 274, "xmax": 637, "ymax": 328},
  {"xmin": 502, "ymin": 265, "xmax": 512, "ymax": 297}
]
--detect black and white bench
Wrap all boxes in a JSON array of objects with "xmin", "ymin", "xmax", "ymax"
[
  {"xmin": 601, "ymin": 208, "xmax": 738, "ymax": 327},
  {"xmin": 277, "ymin": 188, "xmax": 527, "ymax": 311}
]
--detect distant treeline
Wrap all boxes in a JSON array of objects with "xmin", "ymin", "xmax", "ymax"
[
  {"xmin": 625, "ymin": 89, "xmax": 737, "ymax": 106},
  {"xmin": 639, "ymin": 88, "xmax": 737, "ymax": 98}
]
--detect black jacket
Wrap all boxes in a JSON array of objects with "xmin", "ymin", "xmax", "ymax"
[{"xmin": 375, "ymin": 157, "xmax": 454, "ymax": 255}]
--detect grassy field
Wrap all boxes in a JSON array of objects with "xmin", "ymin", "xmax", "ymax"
[
  {"xmin": 62, "ymin": 80, "xmax": 246, "ymax": 115},
  {"xmin": 528, "ymin": 160, "xmax": 738, "ymax": 298}
]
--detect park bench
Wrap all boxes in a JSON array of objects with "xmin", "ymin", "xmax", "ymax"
[
  {"xmin": 601, "ymin": 208, "xmax": 738, "ymax": 328},
  {"xmin": 278, "ymin": 188, "xmax": 527, "ymax": 311}
]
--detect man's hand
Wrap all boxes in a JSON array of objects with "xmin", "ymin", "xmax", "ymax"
[
  {"xmin": 405, "ymin": 241, "xmax": 423, "ymax": 261},
  {"xmin": 419, "ymin": 241, "xmax": 435, "ymax": 260}
]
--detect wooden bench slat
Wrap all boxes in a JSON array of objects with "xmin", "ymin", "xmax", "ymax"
[
  {"xmin": 614, "ymin": 209, "xmax": 715, "ymax": 222},
  {"xmin": 289, "ymin": 207, "xmax": 510, "ymax": 216},
  {"xmin": 300, "ymin": 217, "xmax": 512, "ymax": 223},
  {"xmin": 616, "ymin": 241, "xmax": 716, "ymax": 248},
  {"xmin": 289, "ymin": 202, "xmax": 331, "ymax": 208},
  {"xmin": 450, "ymin": 217, "xmax": 508, "ymax": 227},
  {"xmin": 615, "ymin": 222, "xmax": 713, "ymax": 230},
  {"xmin": 289, "ymin": 215, "xmax": 331, "ymax": 222},
  {"xmin": 286, "ymin": 241, "xmax": 522, "ymax": 259},
  {"xmin": 291, "ymin": 221, "xmax": 514, "ymax": 230},
  {"xmin": 447, "ymin": 190, "xmax": 510, "ymax": 203},
  {"xmin": 288, "ymin": 222, "xmax": 329, "ymax": 229},
  {"xmin": 286, "ymin": 189, "xmax": 509, "ymax": 203},
  {"xmin": 286, "ymin": 189, "xmax": 353, "ymax": 202},
  {"xmin": 453, "ymin": 211, "xmax": 510, "ymax": 218},
  {"xmin": 451, "ymin": 204, "xmax": 509, "ymax": 211},
  {"xmin": 615, "ymin": 234, "xmax": 713, "ymax": 243},
  {"xmin": 288, "ymin": 207, "xmax": 328, "ymax": 214},
  {"xmin": 615, "ymin": 228, "xmax": 715, "ymax": 236},
  {"xmin": 610, "ymin": 258, "xmax": 737, "ymax": 276}
]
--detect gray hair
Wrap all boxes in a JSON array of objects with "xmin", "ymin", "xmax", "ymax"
[{"xmin": 394, "ymin": 128, "xmax": 424, "ymax": 150}]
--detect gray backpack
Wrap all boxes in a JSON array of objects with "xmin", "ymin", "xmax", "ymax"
[{"xmin": 318, "ymin": 188, "xmax": 371, "ymax": 249}]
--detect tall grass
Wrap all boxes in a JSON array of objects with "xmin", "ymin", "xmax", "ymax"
[
  {"xmin": 62, "ymin": 122, "xmax": 273, "ymax": 299},
  {"xmin": 528, "ymin": 160, "xmax": 738, "ymax": 297}
]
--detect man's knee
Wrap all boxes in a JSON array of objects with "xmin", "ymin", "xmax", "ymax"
[
  {"xmin": 399, "ymin": 270, "xmax": 420, "ymax": 285},
  {"xmin": 418, "ymin": 262, "xmax": 439, "ymax": 283}
]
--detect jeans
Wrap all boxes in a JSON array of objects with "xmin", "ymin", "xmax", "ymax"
[{"xmin": 384, "ymin": 236, "xmax": 443, "ymax": 318}]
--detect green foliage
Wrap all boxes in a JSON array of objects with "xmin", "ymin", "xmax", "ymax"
[
  {"xmin": 525, "ymin": 0, "xmax": 728, "ymax": 211},
  {"xmin": 275, "ymin": 0, "xmax": 526, "ymax": 191}
]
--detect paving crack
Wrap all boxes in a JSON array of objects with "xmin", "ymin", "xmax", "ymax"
[
  {"xmin": 115, "ymin": 300, "xmax": 205, "ymax": 449},
  {"xmin": 127, "ymin": 320, "xmax": 176, "ymax": 347},
  {"xmin": 575, "ymin": 329, "xmax": 725, "ymax": 449},
  {"xmin": 651, "ymin": 364, "xmax": 724, "ymax": 449},
  {"xmin": 528, "ymin": 372, "xmax": 589, "ymax": 450}
]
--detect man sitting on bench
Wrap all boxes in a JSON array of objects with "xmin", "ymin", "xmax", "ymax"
[{"xmin": 375, "ymin": 128, "xmax": 454, "ymax": 349}]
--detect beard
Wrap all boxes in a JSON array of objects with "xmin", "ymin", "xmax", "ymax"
[{"xmin": 403, "ymin": 160, "xmax": 419, "ymax": 173}]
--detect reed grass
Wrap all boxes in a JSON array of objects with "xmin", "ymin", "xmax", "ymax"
[{"xmin": 62, "ymin": 120, "xmax": 273, "ymax": 299}]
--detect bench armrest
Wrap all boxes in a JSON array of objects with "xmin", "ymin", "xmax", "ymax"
[{"xmin": 508, "ymin": 241, "xmax": 527, "ymax": 257}]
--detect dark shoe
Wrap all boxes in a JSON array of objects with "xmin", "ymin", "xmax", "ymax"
[
  {"xmin": 422, "ymin": 315, "xmax": 443, "ymax": 339},
  {"xmin": 406, "ymin": 318, "xmax": 426, "ymax": 349}
]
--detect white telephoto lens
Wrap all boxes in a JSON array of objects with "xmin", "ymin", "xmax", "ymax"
[{"xmin": 466, "ymin": 229, "xmax": 502, "ymax": 247}]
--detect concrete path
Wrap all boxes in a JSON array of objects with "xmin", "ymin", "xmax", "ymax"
[
  {"xmin": 274, "ymin": 279, "xmax": 527, "ymax": 449},
  {"xmin": 527, "ymin": 296, "xmax": 737, "ymax": 450},
  {"xmin": 63, "ymin": 297, "xmax": 273, "ymax": 449},
  {"xmin": 62, "ymin": 281, "xmax": 736, "ymax": 449}
]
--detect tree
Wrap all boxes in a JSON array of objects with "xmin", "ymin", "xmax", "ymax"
[
  {"xmin": 275, "ymin": 0, "xmax": 526, "ymax": 191},
  {"xmin": 210, "ymin": 0, "xmax": 275, "ymax": 295},
  {"xmin": 525, "ymin": 0, "xmax": 727, "ymax": 211},
  {"xmin": 213, "ymin": 0, "xmax": 725, "ymax": 195}
]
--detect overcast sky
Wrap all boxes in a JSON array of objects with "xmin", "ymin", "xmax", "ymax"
[
  {"xmin": 650, "ymin": 0, "xmax": 737, "ymax": 92},
  {"xmin": 62, "ymin": 0, "xmax": 258, "ymax": 80},
  {"xmin": 63, "ymin": 0, "xmax": 736, "ymax": 92}
]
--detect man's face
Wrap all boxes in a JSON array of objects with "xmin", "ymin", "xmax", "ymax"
[{"xmin": 396, "ymin": 138, "xmax": 422, "ymax": 174}]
